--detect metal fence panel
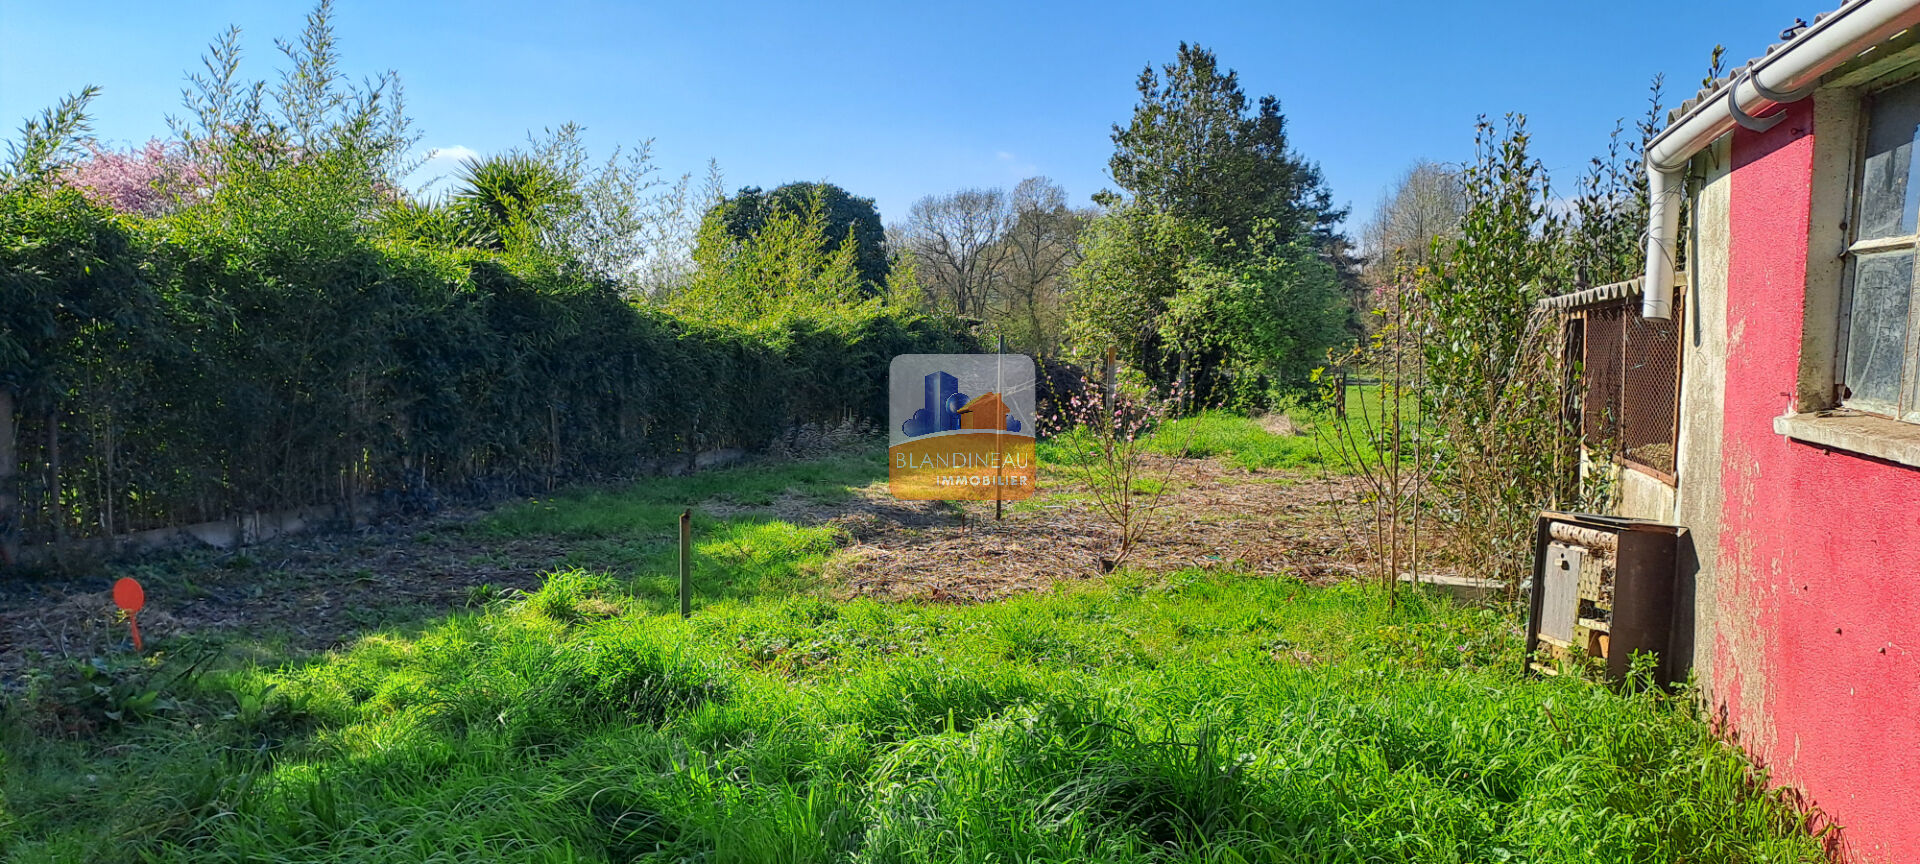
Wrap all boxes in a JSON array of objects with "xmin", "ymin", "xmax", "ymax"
[
  {"xmin": 1621, "ymin": 291, "xmax": 1683, "ymax": 477},
  {"xmin": 1575, "ymin": 286, "xmax": 1682, "ymax": 480}
]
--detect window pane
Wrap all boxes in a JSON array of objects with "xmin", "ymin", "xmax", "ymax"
[
  {"xmin": 1858, "ymin": 79, "xmax": 1920, "ymax": 241},
  {"xmin": 1844, "ymin": 251, "xmax": 1914, "ymax": 411}
]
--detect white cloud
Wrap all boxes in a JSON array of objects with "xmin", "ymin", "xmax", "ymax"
[
  {"xmin": 427, "ymin": 144, "xmax": 481, "ymax": 162},
  {"xmin": 993, "ymin": 150, "xmax": 1038, "ymax": 179},
  {"xmin": 407, "ymin": 145, "xmax": 484, "ymax": 196}
]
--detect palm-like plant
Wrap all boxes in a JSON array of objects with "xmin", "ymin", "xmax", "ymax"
[{"xmin": 449, "ymin": 154, "xmax": 578, "ymax": 251}]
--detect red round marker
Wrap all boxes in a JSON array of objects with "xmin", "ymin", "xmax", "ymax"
[{"xmin": 113, "ymin": 577, "xmax": 146, "ymax": 652}]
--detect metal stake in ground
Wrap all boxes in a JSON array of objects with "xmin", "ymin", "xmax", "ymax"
[
  {"xmin": 679, "ymin": 508, "xmax": 692, "ymax": 618},
  {"xmin": 996, "ymin": 334, "xmax": 1006, "ymax": 522}
]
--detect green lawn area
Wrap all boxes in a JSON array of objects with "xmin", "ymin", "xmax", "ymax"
[
  {"xmin": 1037, "ymin": 386, "xmax": 1395, "ymax": 475},
  {"xmin": 1148, "ymin": 402, "xmax": 1383, "ymax": 473},
  {"xmin": 1148, "ymin": 411, "xmax": 1334, "ymax": 471},
  {"xmin": 0, "ymin": 440, "xmax": 1822, "ymax": 863}
]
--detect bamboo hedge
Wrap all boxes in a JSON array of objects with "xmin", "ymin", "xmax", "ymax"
[{"xmin": 0, "ymin": 187, "xmax": 970, "ymax": 551}]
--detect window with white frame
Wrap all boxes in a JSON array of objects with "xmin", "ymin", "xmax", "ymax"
[{"xmin": 1841, "ymin": 76, "xmax": 1920, "ymax": 417}]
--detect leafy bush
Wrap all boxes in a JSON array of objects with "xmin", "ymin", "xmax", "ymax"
[
  {"xmin": 1069, "ymin": 204, "xmax": 1348, "ymax": 412},
  {"xmin": 1415, "ymin": 116, "xmax": 1580, "ymax": 588}
]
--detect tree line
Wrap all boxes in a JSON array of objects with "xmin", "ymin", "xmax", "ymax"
[
  {"xmin": 680, "ymin": 42, "xmax": 1359, "ymax": 412},
  {"xmin": 0, "ymin": 2, "xmax": 970, "ymax": 556}
]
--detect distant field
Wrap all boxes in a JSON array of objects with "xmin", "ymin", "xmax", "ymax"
[{"xmin": 1143, "ymin": 390, "xmax": 1397, "ymax": 472}]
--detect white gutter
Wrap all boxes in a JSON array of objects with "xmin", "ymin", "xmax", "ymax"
[{"xmin": 1642, "ymin": 0, "xmax": 1920, "ymax": 319}]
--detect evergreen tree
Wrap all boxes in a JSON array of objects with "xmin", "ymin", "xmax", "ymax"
[
  {"xmin": 1073, "ymin": 43, "xmax": 1353, "ymax": 409},
  {"xmin": 1106, "ymin": 43, "xmax": 1345, "ymax": 248}
]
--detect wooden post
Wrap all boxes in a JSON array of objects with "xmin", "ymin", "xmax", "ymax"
[
  {"xmin": 678, "ymin": 508, "xmax": 692, "ymax": 619},
  {"xmin": 0, "ymin": 389, "xmax": 16, "ymax": 566},
  {"xmin": 548, "ymin": 402, "xmax": 561, "ymax": 492}
]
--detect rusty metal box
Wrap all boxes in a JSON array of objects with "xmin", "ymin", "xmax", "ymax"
[{"xmin": 1524, "ymin": 511, "xmax": 1682, "ymax": 687}]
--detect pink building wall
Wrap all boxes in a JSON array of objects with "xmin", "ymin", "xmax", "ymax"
[{"xmin": 1715, "ymin": 99, "xmax": 1920, "ymax": 862}]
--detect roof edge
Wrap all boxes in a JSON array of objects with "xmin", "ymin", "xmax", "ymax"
[{"xmin": 1538, "ymin": 277, "xmax": 1644, "ymax": 311}]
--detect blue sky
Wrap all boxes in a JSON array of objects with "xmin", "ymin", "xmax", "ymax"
[{"xmin": 2, "ymin": 0, "xmax": 1813, "ymax": 231}]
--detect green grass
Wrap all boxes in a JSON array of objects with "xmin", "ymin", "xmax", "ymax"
[
  {"xmin": 482, "ymin": 448, "xmax": 882, "ymax": 539},
  {"xmin": 1037, "ymin": 409, "xmax": 1341, "ymax": 477},
  {"xmin": 1145, "ymin": 406, "xmax": 1378, "ymax": 473},
  {"xmin": 1143, "ymin": 384, "xmax": 1424, "ymax": 473},
  {"xmin": 473, "ymin": 449, "xmax": 881, "ymax": 613},
  {"xmin": 0, "ymin": 444, "xmax": 1822, "ymax": 862},
  {"xmin": 1149, "ymin": 411, "xmax": 1330, "ymax": 471},
  {"xmin": 2, "ymin": 581, "xmax": 1822, "ymax": 861}
]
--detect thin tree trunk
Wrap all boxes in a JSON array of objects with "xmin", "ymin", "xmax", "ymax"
[{"xmin": 1411, "ymin": 308, "xmax": 1425, "ymax": 586}]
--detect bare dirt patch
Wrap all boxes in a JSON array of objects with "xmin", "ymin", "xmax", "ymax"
[
  {"xmin": 826, "ymin": 456, "xmax": 1368, "ymax": 603},
  {"xmin": 1258, "ymin": 414, "xmax": 1301, "ymax": 436}
]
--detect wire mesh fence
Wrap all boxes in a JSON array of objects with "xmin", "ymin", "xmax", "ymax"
[
  {"xmin": 1620, "ymin": 291, "xmax": 1682, "ymax": 477},
  {"xmin": 1582, "ymin": 304, "xmax": 1625, "ymax": 448},
  {"xmin": 1575, "ymin": 286, "xmax": 1682, "ymax": 479}
]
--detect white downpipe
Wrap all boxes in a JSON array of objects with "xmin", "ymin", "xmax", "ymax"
[
  {"xmin": 1643, "ymin": 167, "xmax": 1684, "ymax": 319},
  {"xmin": 1641, "ymin": 0, "xmax": 1920, "ymax": 319}
]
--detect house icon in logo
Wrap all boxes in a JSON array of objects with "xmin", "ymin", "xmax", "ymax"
[
  {"xmin": 900, "ymin": 371, "xmax": 1021, "ymax": 437},
  {"xmin": 957, "ymin": 391, "xmax": 1012, "ymax": 431}
]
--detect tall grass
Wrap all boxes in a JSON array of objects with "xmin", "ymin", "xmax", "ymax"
[{"xmin": 3, "ymin": 569, "xmax": 1823, "ymax": 862}]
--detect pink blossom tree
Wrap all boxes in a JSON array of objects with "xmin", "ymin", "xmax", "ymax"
[{"xmin": 60, "ymin": 138, "xmax": 211, "ymax": 217}]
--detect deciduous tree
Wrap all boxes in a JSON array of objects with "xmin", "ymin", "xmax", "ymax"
[
  {"xmin": 999, "ymin": 177, "xmax": 1085, "ymax": 356},
  {"xmin": 897, "ymin": 187, "xmax": 1013, "ymax": 319},
  {"xmin": 1361, "ymin": 161, "xmax": 1465, "ymax": 279},
  {"xmin": 60, "ymin": 139, "xmax": 212, "ymax": 217}
]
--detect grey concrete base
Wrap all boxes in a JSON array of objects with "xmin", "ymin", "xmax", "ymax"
[
  {"xmin": 1398, "ymin": 572, "xmax": 1509, "ymax": 605},
  {"xmin": 1774, "ymin": 410, "xmax": 1920, "ymax": 468}
]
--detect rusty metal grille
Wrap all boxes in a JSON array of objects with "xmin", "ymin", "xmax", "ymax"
[
  {"xmin": 1621, "ymin": 291, "xmax": 1682, "ymax": 477},
  {"xmin": 1575, "ymin": 288, "xmax": 1682, "ymax": 479},
  {"xmin": 1582, "ymin": 305, "xmax": 1625, "ymax": 446}
]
